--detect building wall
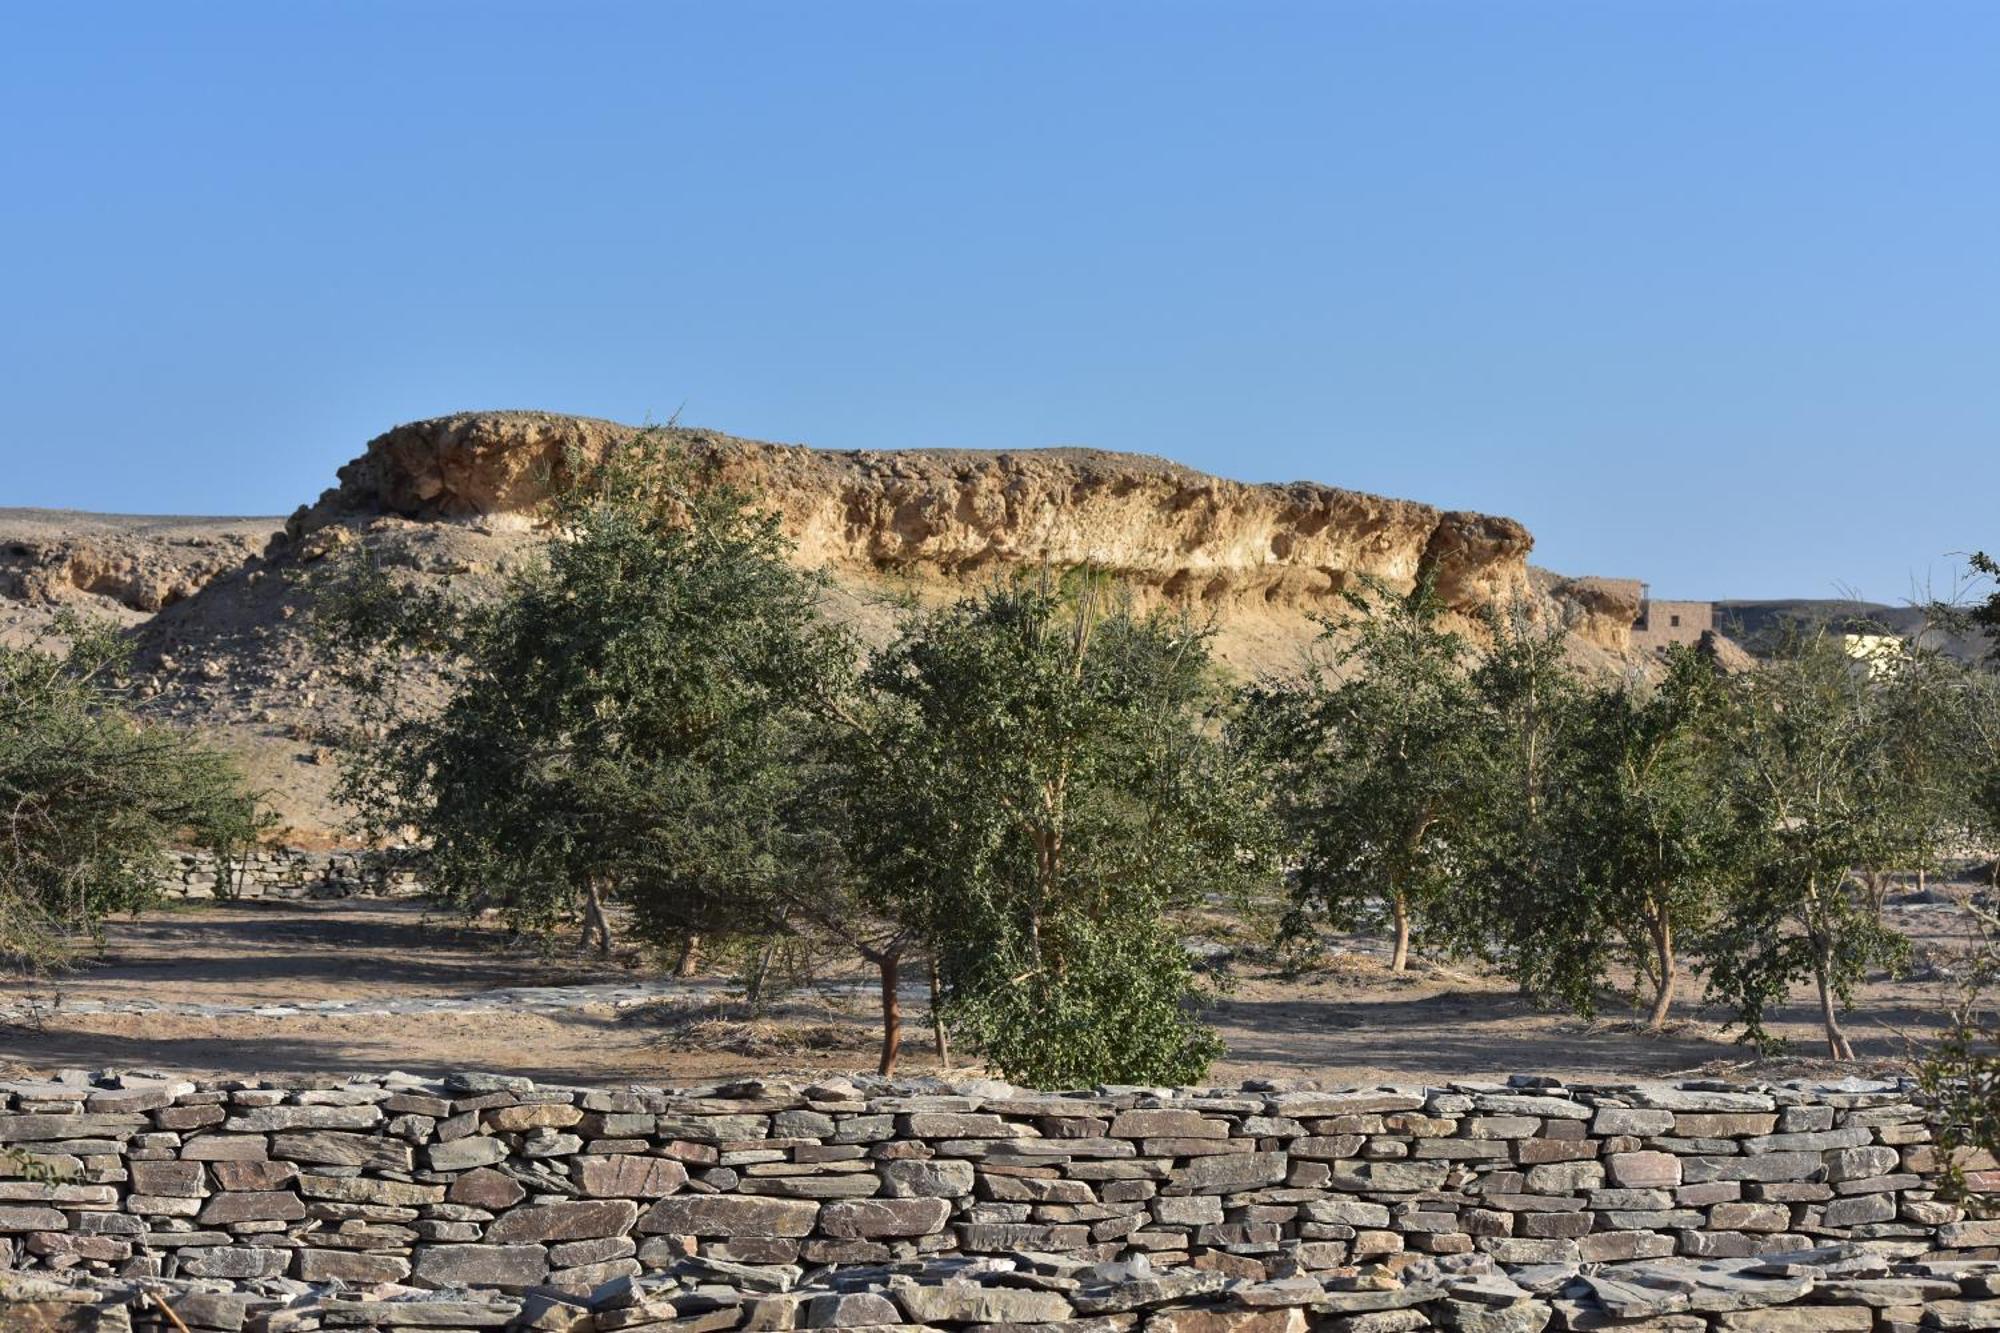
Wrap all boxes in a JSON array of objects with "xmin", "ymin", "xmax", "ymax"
[{"xmin": 1630, "ymin": 599, "xmax": 1715, "ymax": 654}]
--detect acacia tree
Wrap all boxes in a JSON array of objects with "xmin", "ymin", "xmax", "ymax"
[
  {"xmin": 1704, "ymin": 635, "xmax": 1917, "ymax": 1059},
  {"xmin": 321, "ymin": 433, "xmax": 855, "ymax": 963},
  {"xmin": 1, "ymin": 618, "xmax": 267, "ymax": 972},
  {"xmin": 1531, "ymin": 648, "xmax": 1740, "ymax": 1027},
  {"xmin": 843, "ymin": 578, "xmax": 1276, "ymax": 1087},
  {"xmin": 1238, "ymin": 578, "xmax": 1486, "ymax": 973}
]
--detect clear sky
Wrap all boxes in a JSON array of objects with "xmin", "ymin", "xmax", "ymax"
[{"xmin": 3, "ymin": 3, "xmax": 1995, "ymax": 600}]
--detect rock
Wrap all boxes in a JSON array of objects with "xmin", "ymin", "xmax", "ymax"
[
  {"xmin": 576, "ymin": 1155, "xmax": 689, "ymax": 1198},
  {"xmin": 1711, "ymin": 1309, "xmax": 1871, "ymax": 1331},
  {"xmin": 410, "ymin": 1243, "xmax": 551, "ymax": 1289},
  {"xmin": 878, "ymin": 1160, "xmax": 975, "ymax": 1198},
  {"xmin": 819, "ymin": 1198, "xmax": 952, "ymax": 1238},
  {"xmin": 298, "ymin": 1172, "xmax": 445, "ymax": 1206},
  {"xmin": 226, "ymin": 1104, "xmax": 383, "ymax": 1132},
  {"xmin": 297, "ymin": 1248, "xmax": 415, "ymax": 1282},
  {"xmin": 485, "ymin": 1198, "xmax": 639, "ymax": 1243},
  {"xmin": 1435, "ymin": 1298, "xmax": 1550, "ymax": 1333},
  {"xmin": 1606, "ymin": 1152, "xmax": 1680, "ymax": 1188},
  {"xmin": 195, "ymin": 1189, "xmax": 305, "ymax": 1223},
  {"xmin": 1146, "ymin": 1308, "xmax": 1307, "ymax": 1333},
  {"xmin": 487, "ymin": 1102, "xmax": 585, "ymax": 1132},
  {"xmin": 1925, "ymin": 1301, "xmax": 2000, "ymax": 1331},
  {"xmin": 1072, "ymin": 1270, "xmax": 1228, "ymax": 1314},
  {"xmin": 428, "ymin": 1136, "xmax": 510, "ymax": 1171},
  {"xmin": 805, "ymin": 1292, "xmax": 903, "ymax": 1327},
  {"xmin": 894, "ymin": 1283, "xmax": 1075, "ymax": 1324},
  {"xmin": 639, "ymin": 1195, "xmax": 821, "ymax": 1237},
  {"xmin": 272, "ymin": 1129, "xmax": 415, "ymax": 1171},
  {"xmin": 448, "ymin": 1167, "xmax": 527, "ymax": 1209}
]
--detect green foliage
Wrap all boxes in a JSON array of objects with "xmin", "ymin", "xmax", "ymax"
[
  {"xmin": 1522, "ymin": 647, "xmax": 1740, "ymax": 1024},
  {"xmin": 1969, "ymin": 551, "xmax": 2000, "ymax": 663},
  {"xmin": 320, "ymin": 431, "xmax": 855, "ymax": 956},
  {"xmin": 1968, "ymin": 673, "xmax": 2000, "ymax": 888},
  {"xmin": 0, "ymin": 1145, "xmax": 61, "ymax": 1183},
  {"xmin": 1702, "ymin": 635, "xmax": 1915, "ymax": 1057},
  {"xmin": 1237, "ymin": 578, "xmax": 1485, "ymax": 972},
  {"xmin": 1452, "ymin": 613, "xmax": 1589, "ymax": 1001},
  {"xmin": 0, "ymin": 617, "xmax": 267, "ymax": 972},
  {"xmin": 846, "ymin": 578, "xmax": 1276, "ymax": 1086},
  {"xmin": 1919, "ymin": 898, "xmax": 2000, "ymax": 1197}
]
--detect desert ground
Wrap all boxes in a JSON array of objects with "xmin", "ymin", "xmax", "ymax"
[{"xmin": 1, "ymin": 882, "xmax": 1978, "ymax": 1089}]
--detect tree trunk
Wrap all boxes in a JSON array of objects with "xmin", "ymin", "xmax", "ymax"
[
  {"xmin": 928, "ymin": 955, "xmax": 951, "ymax": 1070},
  {"xmin": 1815, "ymin": 949, "xmax": 1854, "ymax": 1061},
  {"xmin": 1647, "ymin": 917, "xmax": 1677, "ymax": 1031},
  {"xmin": 877, "ymin": 951, "xmax": 902, "ymax": 1078},
  {"xmin": 675, "ymin": 935, "xmax": 701, "ymax": 978},
  {"xmin": 1390, "ymin": 893, "xmax": 1411, "ymax": 974},
  {"xmin": 745, "ymin": 936, "xmax": 780, "ymax": 1012},
  {"xmin": 582, "ymin": 880, "xmax": 613, "ymax": 957}
]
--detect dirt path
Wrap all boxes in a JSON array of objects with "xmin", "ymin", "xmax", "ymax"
[{"xmin": 0, "ymin": 897, "xmax": 1973, "ymax": 1086}]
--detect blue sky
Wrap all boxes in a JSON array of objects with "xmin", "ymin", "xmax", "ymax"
[{"xmin": 3, "ymin": 3, "xmax": 1995, "ymax": 600}]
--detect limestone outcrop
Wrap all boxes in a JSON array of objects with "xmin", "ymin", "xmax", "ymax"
[
  {"xmin": 281, "ymin": 411, "xmax": 1563, "ymax": 632},
  {"xmin": 0, "ymin": 513, "xmax": 268, "ymax": 618}
]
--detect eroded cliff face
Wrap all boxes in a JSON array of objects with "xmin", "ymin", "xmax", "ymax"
[
  {"xmin": 285, "ymin": 411, "xmax": 1556, "ymax": 635},
  {"xmin": 2, "ymin": 520, "xmax": 265, "ymax": 616}
]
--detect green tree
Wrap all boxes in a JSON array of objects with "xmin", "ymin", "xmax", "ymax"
[
  {"xmin": 0, "ymin": 618, "xmax": 267, "ymax": 972},
  {"xmin": 1969, "ymin": 672, "xmax": 2000, "ymax": 889},
  {"xmin": 1919, "ymin": 894, "xmax": 2000, "ymax": 1189},
  {"xmin": 1530, "ymin": 648, "xmax": 1740, "ymax": 1027},
  {"xmin": 1917, "ymin": 556, "xmax": 2000, "ymax": 1167},
  {"xmin": 844, "ymin": 578, "xmax": 1275, "ymax": 1087},
  {"xmin": 1968, "ymin": 551, "xmax": 2000, "ymax": 661},
  {"xmin": 1853, "ymin": 637, "xmax": 1979, "ymax": 911},
  {"xmin": 1239, "ymin": 578, "xmax": 1486, "ymax": 973},
  {"xmin": 1703, "ymin": 635, "xmax": 1918, "ymax": 1059},
  {"xmin": 321, "ymin": 432, "xmax": 855, "ymax": 965},
  {"xmin": 1454, "ymin": 612, "xmax": 1587, "ymax": 1000}
]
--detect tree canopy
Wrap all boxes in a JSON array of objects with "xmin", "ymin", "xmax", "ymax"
[
  {"xmin": 0, "ymin": 617, "xmax": 266, "ymax": 972},
  {"xmin": 323, "ymin": 434, "xmax": 855, "ymax": 960},
  {"xmin": 1238, "ymin": 578, "xmax": 1485, "ymax": 973},
  {"xmin": 845, "ymin": 578, "xmax": 1278, "ymax": 1086}
]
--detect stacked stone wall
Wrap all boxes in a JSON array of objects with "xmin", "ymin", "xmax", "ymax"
[
  {"xmin": 159, "ymin": 848, "xmax": 422, "ymax": 901},
  {"xmin": 2, "ymin": 1070, "xmax": 1997, "ymax": 1330}
]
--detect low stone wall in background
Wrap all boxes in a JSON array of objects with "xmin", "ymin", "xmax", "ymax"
[
  {"xmin": 159, "ymin": 848, "xmax": 422, "ymax": 902},
  {"xmin": 2, "ymin": 1070, "xmax": 1999, "ymax": 1330}
]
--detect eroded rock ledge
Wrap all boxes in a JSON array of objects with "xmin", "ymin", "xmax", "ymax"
[
  {"xmin": 281, "ymin": 413, "xmax": 1548, "ymax": 624},
  {"xmin": 1, "ymin": 1070, "xmax": 1994, "ymax": 1330}
]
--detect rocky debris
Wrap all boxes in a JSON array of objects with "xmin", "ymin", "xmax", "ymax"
[
  {"xmin": 0, "ymin": 514, "xmax": 268, "ymax": 617},
  {"xmin": 0, "ymin": 1069, "xmax": 1995, "ymax": 1331},
  {"xmin": 9, "ymin": 1247, "xmax": 2000, "ymax": 1331}
]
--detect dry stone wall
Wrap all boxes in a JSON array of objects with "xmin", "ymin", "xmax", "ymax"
[
  {"xmin": 160, "ymin": 848, "xmax": 422, "ymax": 901},
  {"xmin": 2, "ymin": 1070, "xmax": 1997, "ymax": 1331}
]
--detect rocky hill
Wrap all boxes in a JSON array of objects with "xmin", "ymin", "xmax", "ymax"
[{"xmin": 3, "ymin": 411, "xmax": 1655, "ymax": 839}]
